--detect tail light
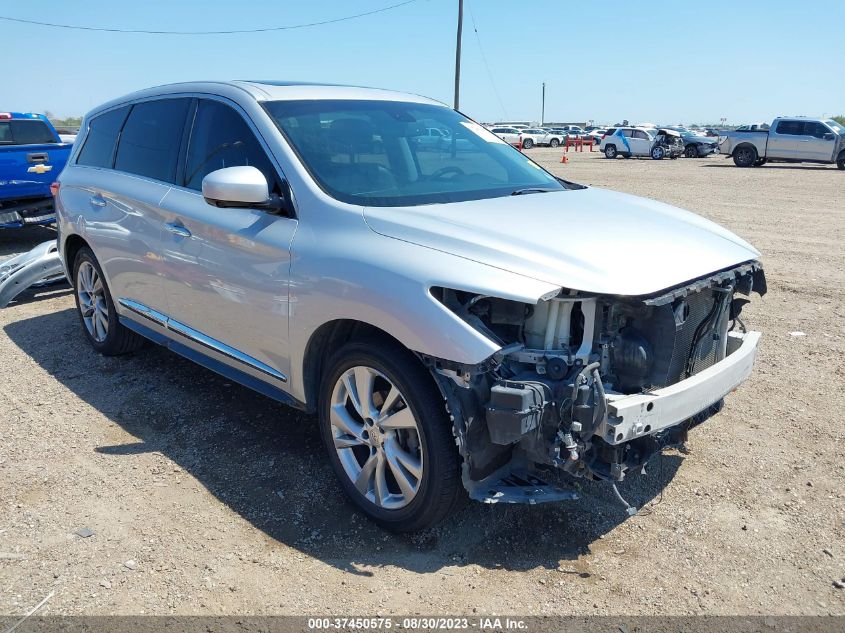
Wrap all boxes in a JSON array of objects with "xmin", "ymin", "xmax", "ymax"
[
  {"xmin": 0, "ymin": 113, "xmax": 12, "ymax": 120},
  {"xmin": 50, "ymin": 181, "xmax": 60, "ymax": 197}
]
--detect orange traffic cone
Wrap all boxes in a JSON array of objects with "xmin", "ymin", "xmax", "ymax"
[{"xmin": 560, "ymin": 154, "xmax": 568, "ymax": 164}]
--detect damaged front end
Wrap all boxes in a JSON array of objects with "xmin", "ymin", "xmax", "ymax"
[{"xmin": 426, "ymin": 262, "xmax": 766, "ymax": 505}]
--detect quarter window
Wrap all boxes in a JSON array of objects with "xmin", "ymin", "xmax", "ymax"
[
  {"xmin": 77, "ymin": 107, "xmax": 131, "ymax": 168},
  {"xmin": 114, "ymin": 98, "xmax": 190, "ymax": 183},
  {"xmin": 184, "ymin": 99, "xmax": 280, "ymax": 192}
]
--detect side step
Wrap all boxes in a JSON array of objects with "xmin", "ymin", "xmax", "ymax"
[
  {"xmin": 468, "ymin": 469, "xmax": 580, "ymax": 505},
  {"xmin": 0, "ymin": 240, "xmax": 67, "ymax": 308}
]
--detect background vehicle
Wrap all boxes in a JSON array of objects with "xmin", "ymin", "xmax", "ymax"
[
  {"xmin": 56, "ymin": 81, "xmax": 765, "ymax": 533},
  {"xmin": 650, "ymin": 129, "xmax": 684, "ymax": 159},
  {"xmin": 0, "ymin": 112, "xmax": 71, "ymax": 228},
  {"xmin": 680, "ymin": 131, "xmax": 718, "ymax": 157},
  {"xmin": 599, "ymin": 126, "xmax": 655, "ymax": 158},
  {"xmin": 718, "ymin": 117, "xmax": 845, "ymax": 168},
  {"xmin": 519, "ymin": 128, "xmax": 563, "ymax": 148},
  {"xmin": 489, "ymin": 126, "xmax": 522, "ymax": 144}
]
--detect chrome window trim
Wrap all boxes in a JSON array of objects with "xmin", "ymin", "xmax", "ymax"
[{"xmin": 118, "ymin": 298, "xmax": 287, "ymax": 383}]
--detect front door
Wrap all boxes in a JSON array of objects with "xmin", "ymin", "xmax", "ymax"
[
  {"xmin": 158, "ymin": 98, "xmax": 296, "ymax": 384},
  {"xmin": 797, "ymin": 121, "xmax": 837, "ymax": 162}
]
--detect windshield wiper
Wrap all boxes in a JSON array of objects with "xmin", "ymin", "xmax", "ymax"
[{"xmin": 510, "ymin": 187, "xmax": 559, "ymax": 196}]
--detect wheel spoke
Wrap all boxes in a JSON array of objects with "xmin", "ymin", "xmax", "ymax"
[
  {"xmin": 334, "ymin": 435, "xmax": 365, "ymax": 449},
  {"xmin": 373, "ymin": 454, "xmax": 389, "ymax": 507},
  {"xmin": 354, "ymin": 452, "xmax": 378, "ymax": 496},
  {"xmin": 380, "ymin": 406, "xmax": 416, "ymax": 430},
  {"xmin": 353, "ymin": 366, "xmax": 376, "ymax": 419},
  {"xmin": 377, "ymin": 385, "xmax": 401, "ymax": 420},
  {"xmin": 385, "ymin": 438, "xmax": 422, "ymax": 480},
  {"xmin": 341, "ymin": 373, "xmax": 363, "ymax": 418},
  {"xmin": 331, "ymin": 404, "xmax": 364, "ymax": 439},
  {"xmin": 385, "ymin": 444, "xmax": 420, "ymax": 500}
]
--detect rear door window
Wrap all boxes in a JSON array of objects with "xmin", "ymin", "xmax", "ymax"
[
  {"xmin": 775, "ymin": 120, "xmax": 802, "ymax": 135},
  {"xmin": 183, "ymin": 99, "xmax": 280, "ymax": 192},
  {"xmin": 77, "ymin": 106, "xmax": 131, "ymax": 168},
  {"xmin": 114, "ymin": 98, "xmax": 190, "ymax": 183}
]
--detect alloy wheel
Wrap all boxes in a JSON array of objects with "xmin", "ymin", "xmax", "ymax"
[
  {"xmin": 76, "ymin": 261, "xmax": 109, "ymax": 343},
  {"xmin": 329, "ymin": 366, "xmax": 423, "ymax": 510}
]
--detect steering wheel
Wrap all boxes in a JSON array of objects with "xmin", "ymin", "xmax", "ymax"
[{"xmin": 428, "ymin": 166, "xmax": 466, "ymax": 181}]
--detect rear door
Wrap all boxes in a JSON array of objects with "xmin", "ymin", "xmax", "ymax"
[
  {"xmin": 796, "ymin": 121, "xmax": 837, "ymax": 162},
  {"xmin": 157, "ymin": 97, "xmax": 296, "ymax": 383},
  {"xmin": 768, "ymin": 120, "xmax": 801, "ymax": 159},
  {"xmin": 69, "ymin": 99, "xmax": 190, "ymax": 316}
]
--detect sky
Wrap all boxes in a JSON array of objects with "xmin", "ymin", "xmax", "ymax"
[{"xmin": 1, "ymin": 0, "xmax": 843, "ymax": 126}]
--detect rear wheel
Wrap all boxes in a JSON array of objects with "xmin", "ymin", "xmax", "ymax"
[
  {"xmin": 604, "ymin": 145, "xmax": 617, "ymax": 159},
  {"xmin": 684, "ymin": 145, "xmax": 699, "ymax": 158},
  {"xmin": 754, "ymin": 158, "xmax": 767, "ymax": 167},
  {"xmin": 837, "ymin": 152, "xmax": 845, "ymax": 170},
  {"xmin": 733, "ymin": 145, "xmax": 757, "ymax": 167},
  {"xmin": 72, "ymin": 247, "xmax": 145, "ymax": 355},
  {"xmin": 318, "ymin": 340, "xmax": 462, "ymax": 532},
  {"xmin": 522, "ymin": 138, "xmax": 534, "ymax": 150}
]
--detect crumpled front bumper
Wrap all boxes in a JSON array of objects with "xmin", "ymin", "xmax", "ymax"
[{"xmin": 597, "ymin": 330, "xmax": 761, "ymax": 445}]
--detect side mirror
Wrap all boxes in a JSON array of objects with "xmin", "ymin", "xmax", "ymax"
[
  {"xmin": 823, "ymin": 132, "xmax": 835, "ymax": 141},
  {"xmin": 202, "ymin": 166, "xmax": 289, "ymax": 215}
]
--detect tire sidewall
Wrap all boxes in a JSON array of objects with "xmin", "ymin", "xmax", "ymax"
[
  {"xmin": 317, "ymin": 342, "xmax": 454, "ymax": 530},
  {"xmin": 72, "ymin": 247, "xmax": 121, "ymax": 353}
]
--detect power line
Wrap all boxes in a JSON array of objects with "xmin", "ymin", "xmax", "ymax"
[
  {"xmin": 466, "ymin": 0, "xmax": 507, "ymax": 120},
  {"xmin": 0, "ymin": 0, "xmax": 419, "ymax": 35}
]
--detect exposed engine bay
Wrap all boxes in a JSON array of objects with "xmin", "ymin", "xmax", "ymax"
[{"xmin": 426, "ymin": 262, "xmax": 767, "ymax": 504}]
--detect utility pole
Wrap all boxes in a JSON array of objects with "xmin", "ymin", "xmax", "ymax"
[
  {"xmin": 541, "ymin": 82, "xmax": 545, "ymax": 126},
  {"xmin": 454, "ymin": 0, "xmax": 463, "ymax": 110}
]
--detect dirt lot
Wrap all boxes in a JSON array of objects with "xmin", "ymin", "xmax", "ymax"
[{"xmin": 1, "ymin": 150, "xmax": 843, "ymax": 617}]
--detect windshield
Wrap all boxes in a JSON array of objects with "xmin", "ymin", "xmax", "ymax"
[
  {"xmin": 825, "ymin": 119, "xmax": 845, "ymax": 135},
  {"xmin": 264, "ymin": 100, "xmax": 566, "ymax": 206}
]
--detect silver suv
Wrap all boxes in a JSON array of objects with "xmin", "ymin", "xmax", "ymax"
[{"xmin": 56, "ymin": 81, "xmax": 766, "ymax": 531}]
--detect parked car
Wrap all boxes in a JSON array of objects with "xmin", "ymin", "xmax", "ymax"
[
  {"xmin": 718, "ymin": 117, "xmax": 845, "ymax": 168},
  {"xmin": 489, "ymin": 126, "xmax": 523, "ymax": 145},
  {"xmin": 584, "ymin": 129, "xmax": 606, "ymax": 144},
  {"xmin": 680, "ymin": 131, "xmax": 719, "ymax": 158},
  {"xmin": 599, "ymin": 126, "xmax": 656, "ymax": 158},
  {"xmin": 56, "ymin": 81, "xmax": 766, "ymax": 531},
  {"xmin": 0, "ymin": 112, "xmax": 72, "ymax": 228},
  {"xmin": 518, "ymin": 128, "xmax": 564, "ymax": 148}
]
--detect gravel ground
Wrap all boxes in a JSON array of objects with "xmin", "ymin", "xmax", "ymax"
[{"xmin": 1, "ymin": 150, "xmax": 843, "ymax": 617}]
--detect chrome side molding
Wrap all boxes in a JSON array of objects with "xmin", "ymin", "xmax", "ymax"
[{"xmin": 118, "ymin": 298, "xmax": 287, "ymax": 383}]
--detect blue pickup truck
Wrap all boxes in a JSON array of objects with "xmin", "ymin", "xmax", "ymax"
[{"xmin": 0, "ymin": 112, "xmax": 72, "ymax": 228}]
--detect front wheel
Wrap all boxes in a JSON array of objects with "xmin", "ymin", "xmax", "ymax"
[
  {"xmin": 651, "ymin": 145, "xmax": 665, "ymax": 160},
  {"xmin": 521, "ymin": 138, "xmax": 534, "ymax": 150},
  {"xmin": 684, "ymin": 145, "xmax": 699, "ymax": 158},
  {"xmin": 72, "ymin": 247, "xmax": 146, "ymax": 355},
  {"xmin": 837, "ymin": 153, "xmax": 845, "ymax": 170},
  {"xmin": 318, "ymin": 340, "xmax": 462, "ymax": 532},
  {"xmin": 549, "ymin": 138, "xmax": 560, "ymax": 148}
]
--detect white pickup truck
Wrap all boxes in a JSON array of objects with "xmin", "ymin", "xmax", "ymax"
[{"xmin": 719, "ymin": 117, "xmax": 845, "ymax": 168}]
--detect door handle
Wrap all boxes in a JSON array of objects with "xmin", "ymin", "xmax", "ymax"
[
  {"xmin": 90, "ymin": 195, "xmax": 107, "ymax": 208},
  {"xmin": 165, "ymin": 222, "xmax": 191, "ymax": 238}
]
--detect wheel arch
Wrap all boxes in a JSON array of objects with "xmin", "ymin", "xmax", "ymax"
[
  {"xmin": 62, "ymin": 233, "xmax": 90, "ymax": 278},
  {"xmin": 301, "ymin": 319, "xmax": 436, "ymax": 414}
]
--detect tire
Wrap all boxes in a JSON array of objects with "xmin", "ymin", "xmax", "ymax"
[
  {"xmin": 549, "ymin": 138, "xmax": 560, "ymax": 148},
  {"xmin": 754, "ymin": 158, "xmax": 767, "ymax": 167},
  {"xmin": 317, "ymin": 340, "xmax": 462, "ymax": 532},
  {"xmin": 684, "ymin": 145, "xmax": 699, "ymax": 158},
  {"xmin": 651, "ymin": 146, "xmax": 665, "ymax": 160},
  {"xmin": 733, "ymin": 145, "xmax": 757, "ymax": 167},
  {"xmin": 604, "ymin": 145, "xmax": 617, "ymax": 159},
  {"xmin": 522, "ymin": 138, "xmax": 534, "ymax": 150},
  {"xmin": 837, "ymin": 153, "xmax": 845, "ymax": 170},
  {"xmin": 72, "ymin": 246, "xmax": 146, "ymax": 355}
]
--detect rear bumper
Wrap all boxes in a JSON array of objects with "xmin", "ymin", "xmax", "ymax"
[
  {"xmin": 0, "ymin": 198, "xmax": 55, "ymax": 228},
  {"xmin": 599, "ymin": 330, "xmax": 761, "ymax": 445}
]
